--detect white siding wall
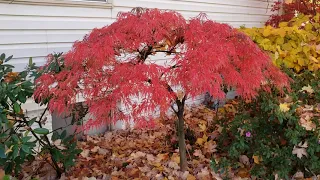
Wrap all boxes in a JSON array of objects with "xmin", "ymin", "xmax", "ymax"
[{"xmin": 0, "ymin": 0, "xmax": 277, "ymax": 130}]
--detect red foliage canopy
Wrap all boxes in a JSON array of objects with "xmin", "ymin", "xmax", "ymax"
[
  {"xmin": 266, "ymin": 0, "xmax": 320, "ymax": 27},
  {"xmin": 34, "ymin": 9, "xmax": 290, "ymax": 128}
]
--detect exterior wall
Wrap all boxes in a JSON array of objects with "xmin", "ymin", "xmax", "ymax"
[{"xmin": 0, "ymin": 0, "xmax": 277, "ymax": 131}]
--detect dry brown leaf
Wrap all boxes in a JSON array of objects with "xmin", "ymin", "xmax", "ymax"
[
  {"xmin": 171, "ymin": 153, "xmax": 180, "ymax": 164},
  {"xmin": 252, "ymin": 155, "xmax": 262, "ymax": 164},
  {"xmin": 204, "ymin": 140, "xmax": 217, "ymax": 155},
  {"xmin": 292, "ymin": 141, "xmax": 308, "ymax": 159},
  {"xmin": 98, "ymin": 148, "xmax": 108, "ymax": 155},
  {"xmin": 197, "ymin": 167, "xmax": 212, "ymax": 180},
  {"xmin": 80, "ymin": 149, "xmax": 90, "ymax": 158},
  {"xmin": 168, "ymin": 161, "xmax": 180, "ymax": 170},
  {"xmin": 193, "ymin": 149, "xmax": 205, "ymax": 159},
  {"xmin": 237, "ymin": 167, "xmax": 250, "ymax": 178},
  {"xmin": 239, "ymin": 155, "xmax": 250, "ymax": 166},
  {"xmin": 186, "ymin": 174, "xmax": 197, "ymax": 180}
]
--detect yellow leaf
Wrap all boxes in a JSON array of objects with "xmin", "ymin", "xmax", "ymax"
[
  {"xmin": 224, "ymin": 104, "xmax": 236, "ymax": 113},
  {"xmin": 277, "ymin": 28, "xmax": 286, "ymax": 38},
  {"xmin": 198, "ymin": 122, "xmax": 206, "ymax": 132},
  {"xmin": 298, "ymin": 59, "xmax": 306, "ymax": 66},
  {"xmin": 187, "ymin": 174, "xmax": 196, "ymax": 180},
  {"xmin": 283, "ymin": 58, "xmax": 295, "ymax": 68},
  {"xmin": 5, "ymin": 145, "xmax": 13, "ymax": 155},
  {"xmin": 262, "ymin": 26, "xmax": 272, "ymax": 37},
  {"xmin": 196, "ymin": 134, "xmax": 208, "ymax": 146},
  {"xmin": 274, "ymin": 51, "xmax": 279, "ymax": 60},
  {"xmin": 303, "ymin": 45, "xmax": 311, "ymax": 55},
  {"xmin": 152, "ymin": 162, "xmax": 162, "ymax": 168},
  {"xmin": 275, "ymin": 37, "xmax": 284, "ymax": 44},
  {"xmin": 171, "ymin": 153, "xmax": 180, "ymax": 164},
  {"xmin": 309, "ymin": 55, "xmax": 318, "ymax": 63},
  {"xmin": 279, "ymin": 22, "xmax": 288, "ymax": 27},
  {"xmin": 305, "ymin": 23, "xmax": 313, "ymax": 31},
  {"xmin": 294, "ymin": 64, "xmax": 302, "ymax": 72},
  {"xmin": 279, "ymin": 103, "xmax": 290, "ymax": 112},
  {"xmin": 253, "ymin": 155, "xmax": 262, "ymax": 164}
]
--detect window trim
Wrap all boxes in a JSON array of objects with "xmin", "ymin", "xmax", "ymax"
[{"xmin": 0, "ymin": 0, "xmax": 113, "ymax": 9}]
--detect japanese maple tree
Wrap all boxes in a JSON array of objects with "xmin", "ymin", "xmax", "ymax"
[
  {"xmin": 34, "ymin": 8, "xmax": 290, "ymax": 171},
  {"xmin": 266, "ymin": 0, "xmax": 320, "ymax": 27}
]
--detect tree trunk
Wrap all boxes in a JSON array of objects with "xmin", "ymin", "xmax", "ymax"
[{"xmin": 176, "ymin": 98, "xmax": 187, "ymax": 172}]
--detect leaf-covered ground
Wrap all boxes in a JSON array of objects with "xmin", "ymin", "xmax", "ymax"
[{"xmin": 14, "ymin": 101, "xmax": 320, "ymax": 180}]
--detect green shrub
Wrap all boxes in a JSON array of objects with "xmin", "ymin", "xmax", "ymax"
[
  {"xmin": 0, "ymin": 53, "xmax": 81, "ymax": 178},
  {"xmin": 212, "ymin": 69, "xmax": 320, "ymax": 179}
]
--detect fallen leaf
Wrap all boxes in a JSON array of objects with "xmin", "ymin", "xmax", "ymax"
[
  {"xmin": 293, "ymin": 171, "xmax": 304, "ymax": 179},
  {"xmin": 168, "ymin": 161, "xmax": 180, "ymax": 170},
  {"xmin": 198, "ymin": 122, "xmax": 206, "ymax": 132},
  {"xmin": 252, "ymin": 155, "xmax": 262, "ymax": 164},
  {"xmin": 204, "ymin": 140, "xmax": 217, "ymax": 155},
  {"xmin": 187, "ymin": 174, "xmax": 196, "ymax": 180},
  {"xmin": 279, "ymin": 103, "xmax": 290, "ymax": 112},
  {"xmin": 80, "ymin": 149, "xmax": 90, "ymax": 158},
  {"xmin": 98, "ymin": 148, "xmax": 108, "ymax": 155},
  {"xmin": 292, "ymin": 141, "xmax": 308, "ymax": 159},
  {"xmin": 196, "ymin": 134, "xmax": 208, "ymax": 146},
  {"xmin": 239, "ymin": 155, "xmax": 250, "ymax": 166},
  {"xmin": 197, "ymin": 167, "xmax": 211, "ymax": 179},
  {"xmin": 125, "ymin": 168, "xmax": 141, "ymax": 178},
  {"xmin": 299, "ymin": 113, "xmax": 316, "ymax": 131},
  {"xmin": 171, "ymin": 153, "xmax": 180, "ymax": 164},
  {"xmin": 193, "ymin": 149, "xmax": 205, "ymax": 159},
  {"xmin": 130, "ymin": 151, "xmax": 146, "ymax": 159},
  {"xmin": 91, "ymin": 146, "xmax": 100, "ymax": 153},
  {"xmin": 300, "ymin": 85, "xmax": 314, "ymax": 94},
  {"xmin": 237, "ymin": 167, "xmax": 250, "ymax": 178}
]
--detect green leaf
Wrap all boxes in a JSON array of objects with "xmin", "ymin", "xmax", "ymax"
[
  {"xmin": 21, "ymin": 81, "xmax": 33, "ymax": 88},
  {"xmin": 28, "ymin": 57, "xmax": 33, "ymax": 67},
  {"xmin": 21, "ymin": 144, "xmax": 31, "ymax": 154},
  {"xmin": 11, "ymin": 134, "xmax": 19, "ymax": 142},
  {"xmin": 60, "ymin": 130, "xmax": 67, "ymax": 139},
  {"xmin": 5, "ymin": 55, "xmax": 13, "ymax": 62},
  {"xmin": 3, "ymin": 175, "xmax": 11, "ymax": 180},
  {"xmin": 51, "ymin": 131, "xmax": 59, "ymax": 141},
  {"xmin": 13, "ymin": 102, "xmax": 20, "ymax": 114},
  {"xmin": 27, "ymin": 117, "xmax": 37, "ymax": 126},
  {"xmin": 17, "ymin": 93, "xmax": 27, "ymax": 103},
  {"xmin": 52, "ymin": 148, "xmax": 63, "ymax": 161},
  {"xmin": 33, "ymin": 128, "xmax": 49, "ymax": 135},
  {"xmin": 0, "ymin": 113, "xmax": 8, "ymax": 123},
  {"xmin": 21, "ymin": 136, "xmax": 32, "ymax": 143},
  {"xmin": 0, "ymin": 144, "xmax": 6, "ymax": 158},
  {"xmin": 12, "ymin": 145, "xmax": 19, "ymax": 159},
  {"xmin": 0, "ymin": 53, "xmax": 5, "ymax": 60}
]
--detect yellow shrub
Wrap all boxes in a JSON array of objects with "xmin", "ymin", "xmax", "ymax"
[{"xmin": 239, "ymin": 13, "xmax": 320, "ymax": 72}]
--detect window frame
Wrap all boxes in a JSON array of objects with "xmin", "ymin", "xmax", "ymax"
[{"xmin": 0, "ymin": 0, "xmax": 112, "ymax": 9}]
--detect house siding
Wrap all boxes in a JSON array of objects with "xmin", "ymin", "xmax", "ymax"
[
  {"xmin": 0, "ymin": 0, "xmax": 276, "ymax": 130},
  {"xmin": 0, "ymin": 0, "xmax": 276, "ymax": 71}
]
